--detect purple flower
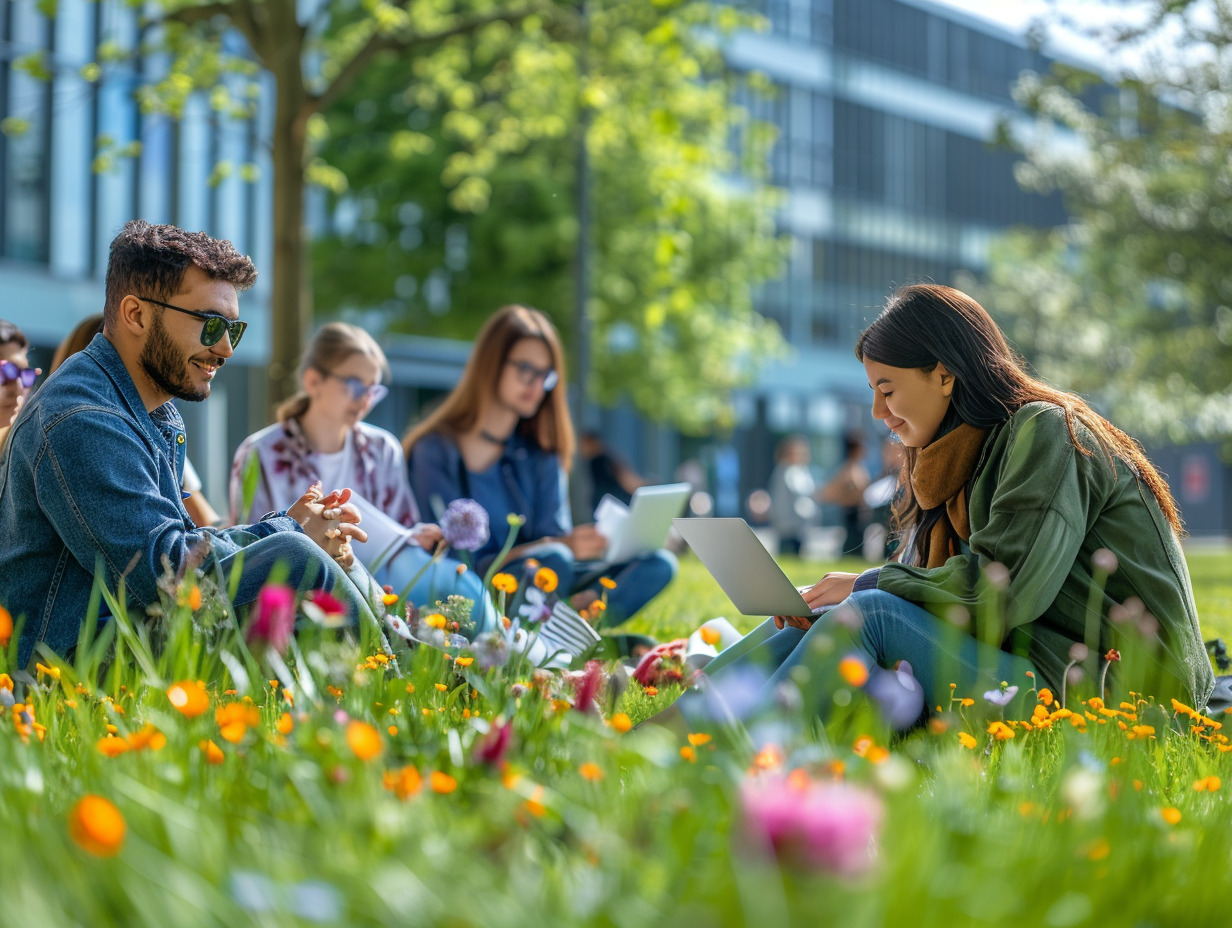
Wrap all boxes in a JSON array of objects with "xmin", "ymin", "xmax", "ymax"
[
  {"xmin": 247, "ymin": 584, "xmax": 296, "ymax": 654},
  {"xmin": 741, "ymin": 775, "xmax": 882, "ymax": 874},
  {"xmin": 865, "ymin": 660, "xmax": 925, "ymax": 730},
  {"xmin": 439, "ymin": 498, "xmax": 490, "ymax": 552},
  {"xmin": 983, "ymin": 685, "xmax": 1019, "ymax": 707}
]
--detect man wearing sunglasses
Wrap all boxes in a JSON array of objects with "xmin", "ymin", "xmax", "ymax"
[
  {"xmin": 0, "ymin": 220, "xmax": 379, "ymax": 668},
  {"xmin": 0, "ymin": 319, "xmax": 40, "ymax": 453}
]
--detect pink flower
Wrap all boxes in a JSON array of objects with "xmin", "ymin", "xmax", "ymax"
[
  {"xmin": 246, "ymin": 584, "xmax": 296, "ymax": 654},
  {"xmin": 473, "ymin": 718, "xmax": 513, "ymax": 768},
  {"xmin": 740, "ymin": 775, "xmax": 882, "ymax": 874},
  {"xmin": 632, "ymin": 639, "xmax": 689, "ymax": 687},
  {"xmin": 571, "ymin": 660, "xmax": 605, "ymax": 714}
]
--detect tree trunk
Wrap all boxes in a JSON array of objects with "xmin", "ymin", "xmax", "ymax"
[{"xmin": 268, "ymin": 72, "xmax": 309, "ymax": 414}]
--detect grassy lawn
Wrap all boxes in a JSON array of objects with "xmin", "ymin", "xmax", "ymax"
[
  {"xmin": 2, "ymin": 546, "xmax": 1231, "ymax": 926},
  {"xmin": 630, "ymin": 548, "xmax": 1232, "ymax": 644}
]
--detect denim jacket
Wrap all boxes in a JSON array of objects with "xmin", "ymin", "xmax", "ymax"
[
  {"xmin": 407, "ymin": 429, "xmax": 571, "ymax": 568},
  {"xmin": 0, "ymin": 334, "xmax": 299, "ymax": 666}
]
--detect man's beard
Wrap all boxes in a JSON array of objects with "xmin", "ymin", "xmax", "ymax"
[{"xmin": 140, "ymin": 312, "xmax": 218, "ymax": 403}]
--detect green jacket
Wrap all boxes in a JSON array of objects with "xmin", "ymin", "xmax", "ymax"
[{"xmin": 877, "ymin": 402, "xmax": 1214, "ymax": 708}]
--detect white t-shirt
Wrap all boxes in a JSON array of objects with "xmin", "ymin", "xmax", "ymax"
[{"xmin": 313, "ymin": 432, "xmax": 355, "ymax": 496}]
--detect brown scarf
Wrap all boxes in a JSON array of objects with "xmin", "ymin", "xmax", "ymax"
[{"xmin": 910, "ymin": 423, "xmax": 989, "ymax": 568}]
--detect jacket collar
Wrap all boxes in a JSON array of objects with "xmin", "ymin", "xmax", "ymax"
[{"xmin": 82, "ymin": 333, "xmax": 182, "ymax": 443}]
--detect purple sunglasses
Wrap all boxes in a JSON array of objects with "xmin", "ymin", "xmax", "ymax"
[{"xmin": 0, "ymin": 360, "xmax": 38, "ymax": 389}]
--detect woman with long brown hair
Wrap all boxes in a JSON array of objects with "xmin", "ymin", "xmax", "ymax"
[
  {"xmin": 405, "ymin": 305, "xmax": 676, "ymax": 631},
  {"xmin": 660, "ymin": 284, "xmax": 1212, "ymax": 730}
]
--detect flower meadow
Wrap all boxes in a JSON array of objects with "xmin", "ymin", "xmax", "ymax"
[{"xmin": 2, "ymin": 552, "xmax": 1232, "ymax": 928}]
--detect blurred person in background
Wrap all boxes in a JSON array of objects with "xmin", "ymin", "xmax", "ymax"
[
  {"xmin": 767, "ymin": 434, "xmax": 816, "ymax": 557},
  {"xmin": 0, "ymin": 320, "xmax": 41, "ymax": 453},
  {"xmin": 819, "ymin": 430, "xmax": 870, "ymax": 556}
]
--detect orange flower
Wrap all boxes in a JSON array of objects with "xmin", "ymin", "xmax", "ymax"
[
  {"xmin": 838, "ymin": 656, "xmax": 869, "ymax": 688},
  {"xmin": 1194, "ymin": 775, "xmax": 1221, "ymax": 792},
  {"xmin": 345, "ymin": 721, "xmax": 383, "ymax": 761},
  {"xmin": 276, "ymin": 713, "xmax": 294, "ymax": 735},
  {"xmin": 579, "ymin": 762, "xmax": 604, "ymax": 781},
  {"xmin": 166, "ymin": 680, "xmax": 210, "ymax": 718},
  {"xmin": 0, "ymin": 605, "xmax": 12, "ymax": 646},
  {"xmin": 199, "ymin": 739, "xmax": 225, "ymax": 764},
  {"xmin": 68, "ymin": 795, "xmax": 125, "ymax": 857},
  {"xmin": 424, "ymin": 613, "xmax": 447, "ymax": 630},
  {"xmin": 700, "ymin": 626, "xmax": 721, "ymax": 646},
  {"xmin": 609, "ymin": 713, "xmax": 633, "ymax": 734},
  {"xmin": 216, "ymin": 702, "xmax": 261, "ymax": 743},
  {"xmin": 455, "ymin": 657, "xmax": 474, "ymax": 668},
  {"xmin": 381, "ymin": 592, "xmax": 399, "ymax": 607},
  {"xmin": 0, "ymin": 674, "xmax": 11, "ymax": 691},
  {"xmin": 687, "ymin": 732, "xmax": 712, "ymax": 747},
  {"xmin": 1161, "ymin": 806, "xmax": 1182, "ymax": 825},
  {"xmin": 751, "ymin": 744, "xmax": 785, "ymax": 772},
  {"xmin": 434, "ymin": 683, "xmax": 448, "ymax": 692},
  {"xmin": 987, "ymin": 721, "xmax": 1015, "ymax": 741},
  {"xmin": 679, "ymin": 745, "xmax": 697, "ymax": 763},
  {"xmin": 523, "ymin": 785, "xmax": 546, "ymax": 817},
  {"xmin": 598, "ymin": 576, "xmax": 617, "ymax": 590},
  {"xmin": 430, "ymin": 771, "xmax": 458, "ymax": 794},
  {"xmin": 534, "ymin": 567, "xmax": 559, "ymax": 593},
  {"xmin": 97, "ymin": 735, "xmax": 129, "ymax": 757},
  {"xmin": 1038, "ymin": 688, "xmax": 1054, "ymax": 706},
  {"xmin": 384, "ymin": 765, "xmax": 423, "ymax": 799},
  {"xmin": 492, "ymin": 573, "xmax": 518, "ymax": 594},
  {"xmin": 958, "ymin": 732, "xmax": 977, "ymax": 749},
  {"xmin": 186, "ymin": 585, "xmax": 203, "ymax": 611},
  {"xmin": 644, "ymin": 686, "xmax": 658, "ymax": 697}
]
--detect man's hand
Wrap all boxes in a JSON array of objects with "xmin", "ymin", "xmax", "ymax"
[
  {"xmin": 564, "ymin": 524, "xmax": 608, "ymax": 561},
  {"xmin": 772, "ymin": 571, "xmax": 860, "ymax": 630},
  {"xmin": 288, "ymin": 484, "xmax": 368, "ymax": 568}
]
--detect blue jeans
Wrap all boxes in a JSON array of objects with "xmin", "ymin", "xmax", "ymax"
[
  {"xmin": 684, "ymin": 589, "xmax": 1037, "ymax": 727},
  {"xmin": 375, "ymin": 544, "xmax": 496, "ymax": 634},
  {"xmin": 503, "ymin": 542, "xmax": 677, "ymax": 627},
  {"xmin": 219, "ymin": 531, "xmax": 379, "ymax": 627}
]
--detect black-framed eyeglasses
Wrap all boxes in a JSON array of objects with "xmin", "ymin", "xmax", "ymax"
[
  {"xmin": 139, "ymin": 296, "xmax": 247, "ymax": 349},
  {"xmin": 0, "ymin": 360, "xmax": 37, "ymax": 389},
  {"xmin": 506, "ymin": 359, "xmax": 558, "ymax": 391},
  {"xmin": 323, "ymin": 371, "xmax": 388, "ymax": 406}
]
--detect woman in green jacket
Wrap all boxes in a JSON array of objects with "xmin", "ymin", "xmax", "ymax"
[{"xmin": 675, "ymin": 284, "xmax": 1214, "ymax": 728}]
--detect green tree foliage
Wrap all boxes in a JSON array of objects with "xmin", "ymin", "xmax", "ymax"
[
  {"xmin": 312, "ymin": 0, "xmax": 786, "ymax": 434},
  {"xmin": 994, "ymin": 1, "xmax": 1232, "ymax": 442}
]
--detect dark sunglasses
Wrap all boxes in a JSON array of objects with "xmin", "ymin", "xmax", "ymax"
[
  {"xmin": 506, "ymin": 359, "xmax": 558, "ymax": 391},
  {"xmin": 322, "ymin": 371, "xmax": 388, "ymax": 406},
  {"xmin": 139, "ymin": 296, "xmax": 248, "ymax": 349},
  {"xmin": 0, "ymin": 360, "xmax": 37, "ymax": 389}
]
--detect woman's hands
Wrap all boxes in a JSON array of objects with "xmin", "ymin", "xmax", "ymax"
[
  {"xmin": 410, "ymin": 523, "xmax": 444, "ymax": 552},
  {"xmin": 289, "ymin": 483, "xmax": 368, "ymax": 569},
  {"xmin": 564, "ymin": 524, "xmax": 608, "ymax": 561},
  {"xmin": 772, "ymin": 571, "xmax": 860, "ymax": 630}
]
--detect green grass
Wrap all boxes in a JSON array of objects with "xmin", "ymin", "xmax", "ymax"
[{"xmin": 1, "ymin": 547, "xmax": 1230, "ymax": 927}]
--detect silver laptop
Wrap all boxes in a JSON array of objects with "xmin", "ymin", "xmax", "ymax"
[
  {"xmin": 598, "ymin": 482, "xmax": 692, "ymax": 563},
  {"xmin": 673, "ymin": 517, "xmax": 821, "ymax": 617}
]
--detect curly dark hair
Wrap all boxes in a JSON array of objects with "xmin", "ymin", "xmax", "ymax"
[{"xmin": 103, "ymin": 220, "xmax": 258, "ymax": 328}]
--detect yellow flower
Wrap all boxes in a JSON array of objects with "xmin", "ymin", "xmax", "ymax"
[
  {"xmin": 1161, "ymin": 806, "xmax": 1182, "ymax": 825},
  {"xmin": 455, "ymin": 657, "xmax": 474, "ymax": 668},
  {"xmin": 68, "ymin": 795, "xmax": 125, "ymax": 857},
  {"xmin": 434, "ymin": 683, "xmax": 448, "ymax": 692},
  {"xmin": 0, "ymin": 674, "xmax": 11, "ymax": 692},
  {"xmin": 700, "ymin": 626, "xmax": 721, "ymax": 646},
  {"xmin": 166, "ymin": 680, "xmax": 210, "ymax": 718},
  {"xmin": 276, "ymin": 713, "xmax": 294, "ymax": 736},
  {"xmin": 199, "ymin": 739, "xmax": 225, "ymax": 764},
  {"xmin": 578, "ymin": 762, "xmax": 604, "ymax": 781},
  {"xmin": 0, "ymin": 605, "xmax": 12, "ymax": 647},
  {"xmin": 1038, "ymin": 688, "xmax": 1054, "ymax": 706},
  {"xmin": 838, "ymin": 656, "xmax": 869, "ymax": 688},
  {"xmin": 687, "ymin": 732, "xmax": 712, "ymax": 747},
  {"xmin": 215, "ymin": 702, "xmax": 260, "ymax": 743},
  {"xmin": 751, "ymin": 744, "xmax": 785, "ymax": 772},
  {"xmin": 97, "ymin": 735, "xmax": 128, "ymax": 757},
  {"xmin": 1087, "ymin": 837, "xmax": 1111, "ymax": 861},
  {"xmin": 534, "ymin": 567, "xmax": 559, "ymax": 593},
  {"xmin": 679, "ymin": 746, "xmax": 697, "ymax": 763},
  {"xmin": 424, "ymin": 613, "xmax": 447, "ymax": 630},
  {"xmin": 35, "ymin": 662, "xmax": 60, "ymax": 681},
  {"xmin": 430, "ymin": 771, "xmax": 458, "ymax": 794},
  {"xmin": 958, "ymin": 732, "xmax": 977, "ymax": 749},
  {"xmin": 345, "ymin": 721, "xmax": 383, "ymax": 761},
  {"xmin": 382, "ymin": 592, "xmax": 399, "ymax": 607},
  {"xmin": 492, "ymin": 573, "xmax": 518, "ymax": 594},
  {"xmin": 1194, "ymin": 775, "xmax": 1221, "ymax": 792},
  {"xmin": 522, "ymin": 785, "xmax": 546, "ymax": 818},
  {"xmin": 609, "ymin": 713, "xmax": 633, "ymax": 734},
  {"xmin": 598, "ymin": 576, "xmax": 617, "ymax": 590}
]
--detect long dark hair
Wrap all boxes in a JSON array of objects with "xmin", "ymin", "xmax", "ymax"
[{"xmin": 856, "ymin": 284, "xmax": 1182, "ymax": 564}]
